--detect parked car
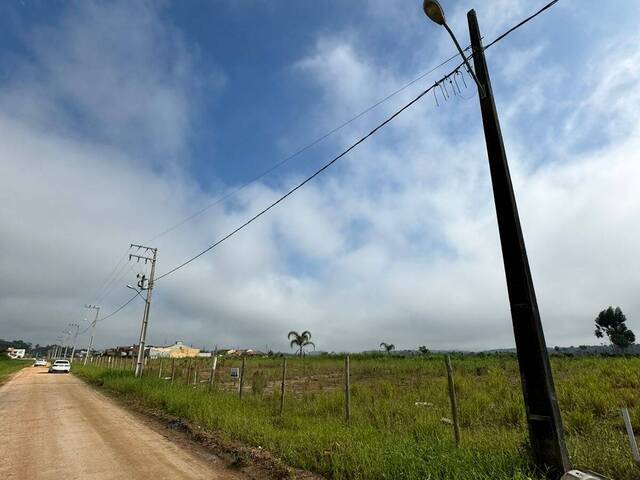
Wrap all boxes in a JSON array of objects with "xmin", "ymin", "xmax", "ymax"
[
  {"xmin": 33, "ymin": 358, "xmax": 47, "ymax": 367},
  {"xmin": 48, "ymin": 359, "xmax": 71, "ymax": 373}
]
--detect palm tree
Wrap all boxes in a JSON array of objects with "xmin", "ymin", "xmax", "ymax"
[
  {"xmin": 288, "ymin": 331, "xmax": 315, "ymax": 357},
  {"xmin": 380, "ymin": 342, "xmax": 395, "ymax": 355}
]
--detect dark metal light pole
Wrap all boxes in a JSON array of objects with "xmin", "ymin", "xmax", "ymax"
[{"xmin": 423, "ymin": 2, "xmax": 570, "ymax": 478}]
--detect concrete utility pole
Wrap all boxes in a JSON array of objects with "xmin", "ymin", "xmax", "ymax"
[
  {"xmin": 61, "ymin": 329, "xmax": 72, "ymax": 359},
  {"xmin": 129, "ymin": 244, "xmax": 157, "ymax": 377},
  {"xmin": 68, "ymin": 323, "xmax": 80, "ymax": 363},
  {"xmin": 84, "ymin": 305, "xmax": 100, "ymax": 365},
  {"xmin": 422, "ymin": 2, "xmax": 569, "ymax": 478}
]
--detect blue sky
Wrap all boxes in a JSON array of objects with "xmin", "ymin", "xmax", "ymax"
[{"xmin": 1, "ymin": 0, "xmax": 639, "ymax": 352}]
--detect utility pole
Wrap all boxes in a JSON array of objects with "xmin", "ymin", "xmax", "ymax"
[
  {"xmin": 61, "ymin": 329, "xmax": 72, "ymax": 359},
  {"xmin": 422, "ymin": 2, "xmax": 569, "ymax": 477},
  {"xmin": 130, "ymin": 244, "xmax": 157, "ymax": 377},
  {"xmin": 68, "ymin": 323, "xmax": 80, "ymax": 363},
  {"xmin": 466, "ymin": 10, "xmax": 569, "ymax": 477},
  {"xmin": 84, "ymin": 305, "xmax": 100, "ymax": 365}
]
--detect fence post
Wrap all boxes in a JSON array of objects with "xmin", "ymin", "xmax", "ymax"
[
  {"xmin": 185, "ymin": 359, "xmax": 192, "ymax": 385},
  {"xmin": 239, "ymin": 356, "xmax": 246, "ymax": 399},
  {"xmin": 445, "ymin": 355, "xmax": 461, "ymax": 446},
  {"xmin": 279, "ymin": 357, "xmax": 287, "ymax": 415},
  {"xmin": 194, "ymin": 364, "xmax": 198, "ymax": 386},
  {"xmin": 170, "ymin": 358, "xmax": 176, "ymax": 384},
  {"xmin": 157, "ymin": 357, "xmax": 163, "ymax": 378},
  {"xmin": 208, "ymin": 355, "xmax": 218, "ymax": 392},
  {"xmin": 622, "ymin": 407, "xmax": 640, "ymax": 464},
  {"xmin": 345, "ymin": 355, "xmax": 351, "ymax": 425}
]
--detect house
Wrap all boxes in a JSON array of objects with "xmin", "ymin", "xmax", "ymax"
[
  {"xmin": 7, "ymin": 348, "xmax": 26, "ymax": 359},
  {"xmin": 147, "ymin": 341, "xmax": 200, "ymax": 359}
]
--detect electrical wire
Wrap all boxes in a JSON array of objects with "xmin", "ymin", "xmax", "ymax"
[
  {"xmin": 154, "ymin": 0, "xmax": 562, "ymax": 282},
  {"xmin": 145, "ymin": 51, "xmax": 466, "ymax": 245},
  {"xmin": 89, "ymin": 0, "xmax": 562, "ymax": 323},
  {"xmin": 78, "ymin": 293, "xmax": 140, "ymax": 335},
  {"xmin": 484, "ymin": 0, "xmax": 559, "ymax": 50},
  {"xmin": 156, "ymin": 65, "xmax": 463, "ymax": 282}
]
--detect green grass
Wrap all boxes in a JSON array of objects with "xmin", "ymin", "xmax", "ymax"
[
  {"xmin": 74, "ymin": 355, "xmax": 640, "ymax": 479},
  {"xmin": 0, "ymin": 356, "xmax": 31, "ymax": 385}
]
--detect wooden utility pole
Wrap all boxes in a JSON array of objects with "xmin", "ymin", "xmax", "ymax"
[
  {"xmin": 208, "ymin": 355, "xmax": 218, "ymax": 391},
  {"xmin": 466, "ymin": 10, "xmax": 569, "ymax": 477},
  {"xmin": 239, "ymin": 356, "xmax": 246, "ymax": 399},
  {"xmin": 445, "ymin": 355, "xmax": 461, "ymax": 446},
  {"xmin": 344, "ymin": 355, "xmax": 351, "ymax": 425},
  {"xmin": 279, "ymin": 358, "xmax": 287, "ymax": 415}
]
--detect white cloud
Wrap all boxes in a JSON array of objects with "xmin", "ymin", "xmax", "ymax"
[{"xmin": 1, "ymin": 1, "xmax": 639, "ymax": 355}]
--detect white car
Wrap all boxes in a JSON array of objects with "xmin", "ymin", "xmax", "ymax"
[
  {"xmin": 33, "ymin": 359, "xmax": 47, "ymax": 367},
  {"xmin": 49, "ymin": 359, "xmax": 71, "ymax": 374}
]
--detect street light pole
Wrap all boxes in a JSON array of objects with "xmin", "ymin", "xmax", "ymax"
[
  {"xmin": 84, "ymin": 305, "xmax": 100, "ymax": 366},
  {"xmin": 422, "ymin": 2, "xmax": 569, "ymax": 477}
]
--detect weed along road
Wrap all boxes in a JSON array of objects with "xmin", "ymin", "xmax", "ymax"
[{"xmin": 0, "ymin": 367, "xmax": 245, "ymax": 480}]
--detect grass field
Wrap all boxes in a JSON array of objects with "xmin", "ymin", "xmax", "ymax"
[
  {"xmin": 0, "ymin": 356, "xmax": 31, "ymax": 385},
  {"xmin": 75, "ymin": 355, "xmax": 640, "ymax": 479}
]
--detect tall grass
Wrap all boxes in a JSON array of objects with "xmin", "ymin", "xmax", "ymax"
[
  {"xmin": 0, "ymin": 356, "xmax": 31, "ymax": 385},
  {"xmin": 75, "ymin": 355, "xmax": 640, "ymax": 479}
]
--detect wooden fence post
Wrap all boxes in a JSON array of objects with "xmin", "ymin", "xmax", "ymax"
[
  {"xmin": 239, "ymin": 356, "xmax": 246, "ymax": 399},
  {"xmin": 345, "ymin": 355, "xmax": 351, "ymax": 425},
  {"xmin": 185, "ymin": 359, "xmax": 192, "ymax": 385},
  {"xmin": 208, "ymin": 355, "xmax": 218, "ymax": 392},
  {"xmin": 170, "ymin": 358, "xmax": 176, "ymax": 384},
  {"xmin": 445, "ymin": 355, "xmax": 461, "ymax": 446},
  {"xmin": 194, "ymin": 365, "xmax": 198, "ymax": 386},
  {"xmin": 279, "ymin": 357, "xmax": 287, "ymax": 415},
  {"xmin": 622, "ymin": 407, "xmax": 640, "ymax": 464}
]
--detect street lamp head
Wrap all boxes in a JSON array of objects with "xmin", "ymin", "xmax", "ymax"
[
  {"xmin": 423, "ymin": 0, "xmax": 446, "ymax": 26},
  {"xmin": 126, "ymin": 284, "xmax": 136, "ymax": 291}
]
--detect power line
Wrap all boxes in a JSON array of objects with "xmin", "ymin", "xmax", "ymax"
[
  {"xmin": 484, "ymin": 0, "xmax": 559, "ymax": 50},
  {"xmin": 156, "ymin": 65, "xmax": 463, "ymax": 282},
  {"xmin": 78, "ymin": 294, "xmax": 140, "ymax": 335},
  {"xmin": 87, "ymin": 50, "xmax": 465, "ymax": 314},
  {"xmin": 145, "ymin": 50, "xmax": 465, "ymax": 244},
  {"xmin": 154, "ymin": 0, "xmax": 562, "ymax": 282},
  {"xmin": 89, "ymin": 0, "xmax": 562, "ymax": 323}
]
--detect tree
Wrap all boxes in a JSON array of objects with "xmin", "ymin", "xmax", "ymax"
[
  {"xmin": 288, "ymin": 331, "xmax": 315, "ymax": 357},
  {"xmin": 380, "ymin": 342, "xmax": 395, "ymax": 355},
  {"xmin": 418, "ymin": 345, "xmax": 430, "ymax": 356},
  {"xmin": 595, "ymin": 306, "xmax": 635, "ymax": 350}
]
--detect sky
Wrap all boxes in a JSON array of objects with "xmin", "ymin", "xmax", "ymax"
[{"xmin": 1, "ymin": 0, "xmax": 639, "ymax": 353}]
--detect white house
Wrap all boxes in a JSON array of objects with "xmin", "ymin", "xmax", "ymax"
[{"xmin": 7, "ymin": 348, "xmax": 26, "ymax": 359}]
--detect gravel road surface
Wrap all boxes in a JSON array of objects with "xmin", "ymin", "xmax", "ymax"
[{"xmin": 0, "ymin": 366, "xmax": 245, "ymax": 479}]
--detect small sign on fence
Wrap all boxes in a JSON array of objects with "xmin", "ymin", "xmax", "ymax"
[{"xmin": 230, "ymin": 367, "xmax": 240, "ymax": 379}]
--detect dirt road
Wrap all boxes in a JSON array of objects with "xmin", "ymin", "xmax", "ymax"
[{"xmin": 0, "ymin": 366, "xmax": 244, "ymax": 479}]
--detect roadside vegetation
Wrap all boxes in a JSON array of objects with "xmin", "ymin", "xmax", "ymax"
[
  {"xmin": 74, "ymin": 355, "xmax": 639, "ymax": 479},
  {"xmin": 0, "ymin": 356, "xmax": 31, "ymax": 385}
]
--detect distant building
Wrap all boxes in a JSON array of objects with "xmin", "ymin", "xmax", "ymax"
[
  {"xmin": 224, "ymin": 349, "xmax": 265, "ymax": 357},
  {"xmin": 147, "ymin": 341, "xmax": 200, "ymax": 359},
  {"xmin": 7, "ymin": 348, "xmax": 26, "ymax": 359}
]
